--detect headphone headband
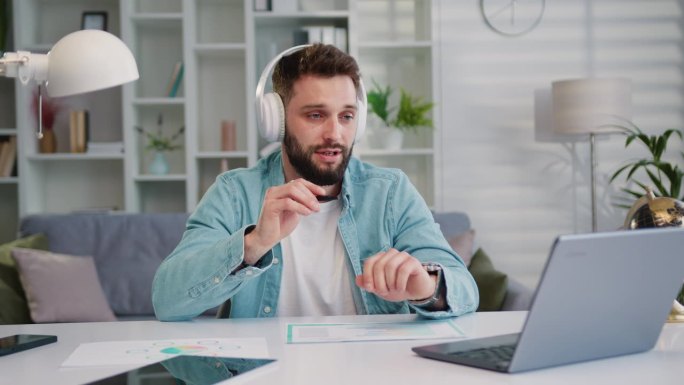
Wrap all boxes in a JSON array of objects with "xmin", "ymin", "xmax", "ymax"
[{"xmin": 255, "ymin": 44, "xmax": 367, "ymax": 143}]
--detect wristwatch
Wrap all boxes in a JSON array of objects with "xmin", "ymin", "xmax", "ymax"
[{"xmin": 408, "ymin": 263, "xmax": 443, "ymax": 308}]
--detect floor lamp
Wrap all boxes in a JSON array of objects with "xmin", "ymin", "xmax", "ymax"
[{"xmin": 551, "ymin": 78, "xmax": 632, "ymax": 232}]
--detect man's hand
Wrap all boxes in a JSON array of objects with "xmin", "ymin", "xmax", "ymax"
[
  {"xmin": 354, "ymin": 248, "xmax": 436, "ymax": 303},
  {"xmin": 244, "ymin": 178, "xmax": 326, "ymax": 265}
]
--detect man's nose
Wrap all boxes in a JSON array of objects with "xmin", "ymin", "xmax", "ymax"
[{"xmin": 322, "ymin": 117, "xmax": 343, "ymax": 140}]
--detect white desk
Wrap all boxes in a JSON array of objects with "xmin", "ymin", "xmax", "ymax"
[{"xmin": 1, "ymin": 312, "xmax": 683, "ymax": 385}]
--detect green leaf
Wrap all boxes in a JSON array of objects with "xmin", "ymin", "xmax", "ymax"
[
  {"xmin": 392, "ymin": 88, "xmax": 434, "ymax": 132},
  {"xmin": 609, "ymin": 121, "xmax": 684, "ymax": 207},
  {"xmin": 366, "ymin": 80, "xmax": 394, "ymax": 126}
]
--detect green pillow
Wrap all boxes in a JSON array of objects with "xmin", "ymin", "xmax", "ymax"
[
  {"xmin": 468, "ymin": 247, "xmax": 508, "ymax": 312},
  {"xmin": 0, "ymin": 233, "xmax": 49, "ymax": 324}
]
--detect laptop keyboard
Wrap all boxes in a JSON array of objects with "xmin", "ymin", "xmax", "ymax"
[{"xmin": 448, "ymin": 344, "xmax": 516, "ymax": 366}]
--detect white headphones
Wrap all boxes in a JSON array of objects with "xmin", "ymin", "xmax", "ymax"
[{"xmin": 255, "ymin": 44, "xmax": 367, "ymax": 143}]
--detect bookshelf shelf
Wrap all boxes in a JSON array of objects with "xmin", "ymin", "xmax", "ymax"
[
  {"xmin": 133, "ymin": 98, "xmax": 187, "ymax": 106},
  {"xmin": 194, "ymin": 43, "xmax": 247, "ymax": 58},
  {"xmin": 135, "ymin": 174, "xmax": 187, "ymax": 182},
  {"xmin": 27, "ymin": 154, "xmax": 125, "ymax": 161},
  {"xmin": 131, "ymin": 13, "xmax": 184, "ymax": 23},
  {"xmin": 253, "ymin": 11, "xmax": 351, "ymax": 19},
  {"xmin": 357, "ymin": 148, "xmax": 435, "ymax": 157},
  {"xmin": 0, "ymin": 177, "xmax": 18, "ymax": 184},
  {"xmin": 358, "ymin": 40, "xmax": 433, "ymax": 49},
  {"xmin": 196, "ymin": 151, "xmax": 251, "ymax": 159}
]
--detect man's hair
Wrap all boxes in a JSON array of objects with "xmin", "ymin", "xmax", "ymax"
[{"xmin": 272, "ymin": 43, "xmax": 361, "ymax": 106}]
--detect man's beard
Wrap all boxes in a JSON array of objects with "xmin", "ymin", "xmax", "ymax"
[{"xmin": 283, "ymin": 130, "xmax": 352, "ymax": 186}]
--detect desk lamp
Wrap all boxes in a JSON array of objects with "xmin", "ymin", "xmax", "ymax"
[
  {"xmin": 0, "ymin": 29, "xmax": 139, "ymax": 138},
  {"xmin": 551, "ymin": 78, "xmax": 632, "ymax": 232}
]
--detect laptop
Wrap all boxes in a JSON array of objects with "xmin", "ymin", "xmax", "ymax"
[{"xmin": 413, "ymin": 227, "xmax": 684, "ymax": 373}]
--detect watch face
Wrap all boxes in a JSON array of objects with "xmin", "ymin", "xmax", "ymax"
[{"xmin": 480, "ymin": 0, "xmax": 545, "ymax": 36}]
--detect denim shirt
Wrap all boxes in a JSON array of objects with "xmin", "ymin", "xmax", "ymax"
[{"xmin": 152, "ymin": 150, "xmax": 478, "ymax": 321}]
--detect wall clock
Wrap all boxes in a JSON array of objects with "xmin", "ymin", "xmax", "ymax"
[{"xmin": 480, "ymin": 0, "xmax": 546, "ymax": 37}]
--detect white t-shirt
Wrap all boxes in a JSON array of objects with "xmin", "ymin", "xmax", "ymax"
[{"xmin": 277, "ymin": 199, "xmax": 357, "ymax": 317}]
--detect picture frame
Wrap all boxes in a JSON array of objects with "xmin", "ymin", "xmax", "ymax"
[{"xmin": 81, "ymin": 11, "xmax": 107, "ymax": 31}]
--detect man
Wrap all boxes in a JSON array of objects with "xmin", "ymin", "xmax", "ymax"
[{"xmin": 152, "ymin": 44, "xmax": 478, "ymax": 321}]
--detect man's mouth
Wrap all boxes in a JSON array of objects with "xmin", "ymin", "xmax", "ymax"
[
  {"xmin": 313, "ymin": 148, "xmax": 343, "ymax": 164},
  {"xmin": 316, "ymin": 149, "xmax": 342, "ymax": 156}
]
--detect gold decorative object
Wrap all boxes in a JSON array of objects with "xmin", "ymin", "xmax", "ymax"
[{"xmin": 624, "ymin": 188, "xmax": 684, "ymax": 323}]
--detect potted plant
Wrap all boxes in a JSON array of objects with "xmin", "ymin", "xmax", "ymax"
[
  {"xmin": 608, "ymin": 120, "xmax": 684, "ymax": 308},
  {"xmin": 609, "ymin": 121, "xmax": 683, "ymax": 207},
  {"xmin": 135, "ymin": 113, "xmax": 184, "ymax": 175},
  {"xmin": 366, "ymin": 80, "xmax": 434, "ymax": 149}
]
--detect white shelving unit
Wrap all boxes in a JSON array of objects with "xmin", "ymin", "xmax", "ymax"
[
  {"xmin": 1, "ymin": 0, "xmax": 440, "ymax": 243},
  {"xmin": 354, "ymin": 0, "xmax": 440, "ymax": 208},
  {"xmin": 0, "ymin": 74, "xmax": 19, "ymax": 243}
]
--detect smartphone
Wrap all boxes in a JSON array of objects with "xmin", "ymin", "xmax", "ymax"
[
  {"xmin": 0, "ymin": 334, "xmax": 58, "ymax": 356},
  {"xmin": 85, "ymin": 355, "xmax": 277, "ymax": 385}
]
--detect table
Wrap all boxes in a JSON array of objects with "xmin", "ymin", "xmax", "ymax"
[{"xmin": 1, "ymin": 312, "xmax": 682, "ymax": 385}]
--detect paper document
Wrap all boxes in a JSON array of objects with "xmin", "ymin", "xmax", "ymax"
[
  {"xmin": 286, "ymin": 320, "xmax": 465, "ymax": 344},
  {"xmin": 61, "ymin": 338, "xmax": 269, "ymax": 367}
]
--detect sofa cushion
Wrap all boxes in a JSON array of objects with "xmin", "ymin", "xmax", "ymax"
[
  {"xmin": 0, "ymin": 233, "xmax": 49, "ymax": 324},
  {"xmin": 19, "ymin": 213, "xmax": 189, "ymax": 316},
  {"xmin": 12, "ymin": 248, "xmax": 116, "ymax": 323},
  {"xmin": 469, "ymin": 247, "xmax": 508, "ymax": 311}
]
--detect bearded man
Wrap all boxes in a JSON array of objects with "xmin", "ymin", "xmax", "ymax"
[{"xmin": 152, "ymin": 44, "xmax": 478, "ymax": 321}]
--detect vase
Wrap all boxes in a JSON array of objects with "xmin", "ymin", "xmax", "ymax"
[
  {"xmin": 39, "ymin": 130, "xmax": 57, "ymax": 153},
  {"xmin": 148, "ymin": 152, "xmax": 169, "ymax": 175},
  {"xmin": 369, "ymin": 126, "xmax": 403, "ymax": 150}
]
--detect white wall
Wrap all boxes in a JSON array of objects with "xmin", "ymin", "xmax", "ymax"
[{"xmin": 437, "ymin": 0, "xmax": 684, "ymax": 288}]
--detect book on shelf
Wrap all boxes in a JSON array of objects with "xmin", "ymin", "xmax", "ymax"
[
  {"xmin": 254, "ymin": 0, "xmax": 271, "ymax": 11},
  {"xmin": 334, "ymin": 27, "xmax": 348, "ymax": 53},
  {"xmin": 271, "ymin": 0, "xmax": 297, "ymax": 13},
  {"xmin": 0, "ymin": 141, "xmax": 8, "ymax": 176},
  {"xmin": 87, "ymin": 141, "xmax": 125, "ymax": 155},
  {"xmin": 69, "ymin": 110, "xmax": 89, "ymax": 153},
  {"xmin": 293, "ymin": 26, "xmax": 348, "ymax": 52},
  {"xmin": 0, "ymin": 136, "xmax": 17, "ymax": 177},
  {"xmin": 166, "ymin": 61, "xmax": 184, "ymax": 98}
]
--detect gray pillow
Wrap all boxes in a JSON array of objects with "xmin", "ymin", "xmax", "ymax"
[{"xmin": 11, "ymin": 248, "xmax": 116, "ymax": 323}]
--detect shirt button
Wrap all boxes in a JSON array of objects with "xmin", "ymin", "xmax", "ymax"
[
  {"xmin": 213, "ymin": 276, "xmax": 220, "ymax": 284},
  {"xmin": 263, "ymin": 306, "xmax": 271, "ymax": 314},
  {"xmin": 245, "ymin": 270, "xmax": 253, "ymax": 276},
  {"xmin": 273, "ymin": 258, "xmax": 279, "ymax": 265}
]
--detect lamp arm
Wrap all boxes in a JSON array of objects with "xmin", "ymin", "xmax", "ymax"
[
  {"xmin": 0, "ymin": 51, "xmax": 49, "ymax": 84},
  {"xmin": 1, "ymin": 51, "xmax": 50, "ymax": 139}
]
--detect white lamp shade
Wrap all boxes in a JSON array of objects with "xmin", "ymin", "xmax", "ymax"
[
  {"xmin": 46, "ymin": 30, "xmax": 139, "ymax": 97},
  {"xmin": 552, "ymin": 78, "xmax": 632, "ymax": 135}
]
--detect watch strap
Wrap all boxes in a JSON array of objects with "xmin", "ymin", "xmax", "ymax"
[{"xmin": 408, "ymin": 263, "xmax": 443, "ymax": 307}]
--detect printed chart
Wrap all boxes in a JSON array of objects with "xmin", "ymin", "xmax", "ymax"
[
  {"xmin": 287, "ymin": 320, "xmax": 465, "ymax": 343},
  {"xmin": 61, "ymin": 338, "xmax": 269, "ymax": 367}
]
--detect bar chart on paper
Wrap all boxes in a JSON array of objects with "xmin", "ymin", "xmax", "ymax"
[{"xmin": 287, "ymin": 320, "xmax": 465, "ymax": 343}]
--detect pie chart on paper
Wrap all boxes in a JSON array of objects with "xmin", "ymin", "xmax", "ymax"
[{"xmin": 160, "ymin": 345, "xmax": 208, "ymax": 355}]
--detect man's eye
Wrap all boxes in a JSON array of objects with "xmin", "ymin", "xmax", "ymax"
[
  {"xmin": 341, "ymin": 113, "xmax": 354, "ymax": 121},
  {"xmin": 308, "ymin": 112, "xmax": 322, "ymax": 119}
]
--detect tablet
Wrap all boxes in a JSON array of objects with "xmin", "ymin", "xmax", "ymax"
[{"xmin": 84, "ymin": 355, "xmax": 277, "ymax": 385}]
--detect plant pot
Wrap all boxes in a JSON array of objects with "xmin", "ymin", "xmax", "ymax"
[
  {"xmin": 39, "ymin": 130, "xmax": 57, "ymax": 153},
  {"xmin": 368, "ymin": 126, "xmax": 404, "ymax": 150},
  {"xmin": 148, "ymin": 152, "xmax": 169, "ymax": 175}
]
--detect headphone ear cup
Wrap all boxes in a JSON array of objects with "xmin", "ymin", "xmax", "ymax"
[{"xmin": 258, "ymin": 92, "xmax": 286, "ymax": 142}]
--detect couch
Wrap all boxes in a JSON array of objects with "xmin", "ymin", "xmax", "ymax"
[{"xmin": 11, "ymin": 211, "xmax": 531, "ymax": 322}]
